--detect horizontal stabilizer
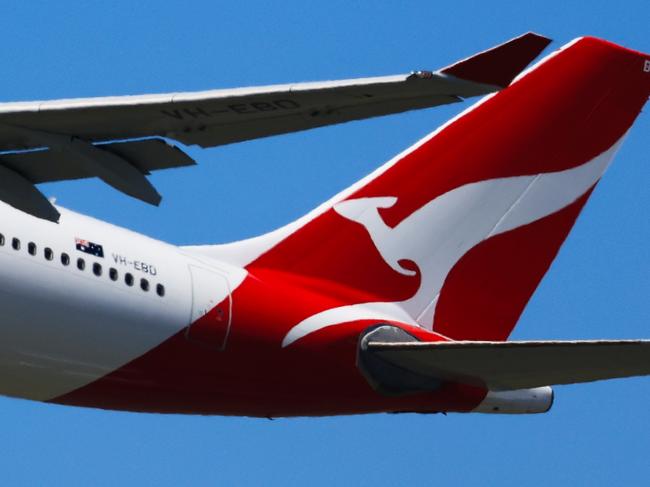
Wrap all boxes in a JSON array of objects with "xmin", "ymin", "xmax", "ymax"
[{"xmin": 367, "ymin": 339, "xmax": 650, "ymax": 391}]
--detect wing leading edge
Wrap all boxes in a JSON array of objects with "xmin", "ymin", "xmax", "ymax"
[{"xmin": 0, "ymin": 32, "xmax": 550, "ymax": 221}]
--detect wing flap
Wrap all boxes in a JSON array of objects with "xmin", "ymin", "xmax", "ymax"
[
  {"xmin": 367, "ymin": 340, "xmax": 650, "ymax": 390},
  {"xmin": 0, "ymin": 138, "xmax": 194, "ymax": 184}
]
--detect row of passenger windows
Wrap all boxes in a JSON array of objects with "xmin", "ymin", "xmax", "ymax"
[{"xmin": 0, "ymin": 233, "xmax": 165, "ymax": 297}]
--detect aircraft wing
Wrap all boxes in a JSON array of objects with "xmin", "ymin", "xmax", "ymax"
[
  {"xmin": 0, "ymin": 32, "xmax": 550, "ymax": 222},
  {"xmin": 365, "ymin": 340, "xmax": 650, "ymax": 392}
]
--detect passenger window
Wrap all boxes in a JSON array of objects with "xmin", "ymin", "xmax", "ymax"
[
  {"xmin": 156, "ymin": 284, "xmax": 165, "ymax": 297},
  {"xmin": 93, "ymin": 262, "xmax": 102, "ymax": 276},
  {"xmin": 28, "ymin": 242, "xmax": 37, "ymax": 256},
  {"xmin": 77, "ymin": 258, "xmax": 85, "ymax": 271},
  {"xmin": 61, "ymin": 253, "xmax": 70, "ymax": 266},
  {"xmin": 44, "ymin": 247, "xmax": 53, "ymax": 260},
  {"xmin": 140, "ymin": 278, "xmax": 149, "ymax": 292},
  {"xmin": 11, "ymin": 238, "xmax": 20, "ymax": 251},
  {"xmin": 125, "ymin": 273, "xmax": 134, "ymax": 286},
  {"xmin": 109, "ymin": 268, "xmax": 118, "ymax": 281}
]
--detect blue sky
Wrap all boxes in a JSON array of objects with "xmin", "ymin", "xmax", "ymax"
[{"xmin": 0, "ymin": 1, "xmax": 648, "ymax": 485}]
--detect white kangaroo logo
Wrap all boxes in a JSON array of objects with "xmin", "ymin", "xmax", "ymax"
[
  {"xmin": 282, "ymin": 137, "xmax": 625, "ymax": 347},
  {"xmin": 333, "ymin": 196, "xmax": 416, "ymax": 276}
]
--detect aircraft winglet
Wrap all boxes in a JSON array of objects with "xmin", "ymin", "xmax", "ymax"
[{"xmin": 441, "ymin": 32, "xmax": 552, "ymax": 88}]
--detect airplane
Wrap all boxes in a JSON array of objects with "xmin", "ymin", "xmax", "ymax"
[{"xmin": 0, "ymin": 32, "xmax": 647, "ymax": 417}]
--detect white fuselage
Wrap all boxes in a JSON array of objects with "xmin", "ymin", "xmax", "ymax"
[{"xmin": 0, "ymin": 201, "xmax": 237, "ymax": 402}]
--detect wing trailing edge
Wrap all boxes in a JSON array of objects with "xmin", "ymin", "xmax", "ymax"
[{"xmin": 0, "ymin": 137, "xmax": 194, "ymax": 221}]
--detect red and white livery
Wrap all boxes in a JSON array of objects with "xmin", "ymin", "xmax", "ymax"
[{"xmin": 0, "ymin": 34, "xmax": 647, "ymax": 416}]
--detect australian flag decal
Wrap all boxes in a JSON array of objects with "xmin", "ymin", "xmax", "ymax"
[{"xmin": 75, "ymin": 238, "xmax": 104, "ymax": 258}]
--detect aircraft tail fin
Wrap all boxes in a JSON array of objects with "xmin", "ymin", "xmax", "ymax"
[{"xmin": 201, "ymin": 37, "xmax": 649, "ymax": 344}]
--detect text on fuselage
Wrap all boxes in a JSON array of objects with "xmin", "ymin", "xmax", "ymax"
[{"xmin": 111, "ymin": 253, "xmax": 158, "ymax": 276}]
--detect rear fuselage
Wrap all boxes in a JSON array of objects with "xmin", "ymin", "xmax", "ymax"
[
  {"xmin": 0, "ymin": 36, "xmax": 646, "ymax": 417},
  {"xmin": 0, "ymin": 202, "xmax": 484, "ymax": 416}
]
